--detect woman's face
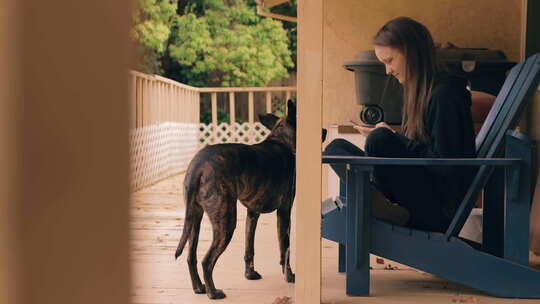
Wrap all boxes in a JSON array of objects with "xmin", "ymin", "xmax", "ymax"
[{"xmin": 374, "ymin": 45, "xmax": 407, "ymax": 84}]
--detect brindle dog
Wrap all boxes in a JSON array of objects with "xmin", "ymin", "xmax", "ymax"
[{"xmin": 175, "ymin": 100, "xmax": 325, "ymax": 299}]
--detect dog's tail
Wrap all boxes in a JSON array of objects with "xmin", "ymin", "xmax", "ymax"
[{"xmin": 175, "ymin": 170, "xmax": 199, "ymax": 260}]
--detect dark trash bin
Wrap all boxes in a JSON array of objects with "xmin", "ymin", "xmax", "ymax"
[{"xmin": 344, "ymin": 48, "xmax": 515, "ymax": 125}]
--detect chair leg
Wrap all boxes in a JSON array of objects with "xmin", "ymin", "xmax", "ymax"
[
  {"xmin": 504, "ymin": 132, "xmax": 533, "ymax": 265},
  {"xmin": 338, "ymin": 180, "xmax": 346, "ymax": 273},
  {"xmin": 345, "ymin": 165, "xmax": 371, "ymax": 296},
  {"xmin": 338, "ymin": 243, "xmax": 346, "ymax": 273},
  {"xmin": 483, "ymin": 167, "xmax": 505, "ymax": 257}
]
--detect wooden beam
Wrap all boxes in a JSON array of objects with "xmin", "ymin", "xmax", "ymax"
[
  {"xmin": 256, "ymin": 0, "xmax": 297, "ymax": 23},
  {"xmin": 257, "ymin": 10, "xmax": 297, "ymax": 23},
  {"xmin": 260, "ymin": 0, "xmax": 289, "ymax": 9},
  {"xmin": 296, "ymin": 0, "xmax": 323, "ymax": 303}
]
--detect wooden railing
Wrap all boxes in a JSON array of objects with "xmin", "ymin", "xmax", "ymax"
[
  {"xmin": 129, "ymin": 70, "xmax": 296, "ymax": 190},
  {"xmin": 198, "ymin": 87, "xmax": 296, "ymax": 145},
  {"xmin": 199, "ymin": 87, "xmax": 296, "ymax": 125},
  {"xmin": 130, "ymin": 71, "xmax": 199, "ymax": 128},
  {"xmin": 129, "ymin": 71, "xmax": 200, "ymax": 191}
]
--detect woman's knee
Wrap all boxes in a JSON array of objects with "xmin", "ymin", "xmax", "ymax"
[
  {"xmin": 324, "ymin": 138, "xmax": 360, "ymax": 156},
  {"xmin": 365, "ymin": 128, "xmax": 399, "ymax": 157}
]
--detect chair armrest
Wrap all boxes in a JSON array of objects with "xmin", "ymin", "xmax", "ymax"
[{"xmin": 322, "ymin": 155, "xmax": 522, "ymax": 167}]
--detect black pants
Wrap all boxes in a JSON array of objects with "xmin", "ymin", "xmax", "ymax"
[{"xmin": 323, "ymin": 128, "xmax": 450, "ymax": 232}]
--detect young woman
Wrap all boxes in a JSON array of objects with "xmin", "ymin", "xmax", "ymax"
[{"xmin": 324, "ymin": 17, "xmax": 476, "ymax": 232}]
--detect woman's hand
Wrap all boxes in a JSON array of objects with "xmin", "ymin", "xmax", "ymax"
[
  {"xmin": 375, "ymin": 122, "xmax": 395, "ymax": 132},
  {"xmin": 353, "ymin": 125, "xmax": 374, "ymax": 136},
  {"xmin": 353, "ymin": 122, "xmax": 395, "ymax": 136}
]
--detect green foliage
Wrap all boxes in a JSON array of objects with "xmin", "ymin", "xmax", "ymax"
[
  {"xmin": 132, "ymin": 0, "xmax": 295, "ymax": 87},
  {"xmin": 166, "ymin": 0, "xmax": 293, "ymax": 87},
  {"xmin": 267, "ymin": 0, "xmax": 297, "ymax": 68},
  {"xmin": 132, "ymin": 0, "xmax": 179, "ymax": 74}
]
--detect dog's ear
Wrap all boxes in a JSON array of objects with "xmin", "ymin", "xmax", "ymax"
[
  {"xmin": 322, "ymin": 128, "xmax": 327, "ymax": 142},
  {"xmin": 286, "ymin": 99, "xmax": 296, "ymax": 125},
  {"xmin": 259, "ymin": 113, "xmax": 279, "ymax": 130}
]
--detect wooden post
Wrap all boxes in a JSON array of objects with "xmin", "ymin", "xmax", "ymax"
[
  {"xmin": 188, "ymin": 90, "xmax": 193, "ymax": 124},
  {"xmin": 130, "ymin": 75, "xmax": 136, "ymax": 129},
  {"xmin": 188, "ymin": 89, "xmax": 195, "ymax": 122},
  {"xmin": 149, "ymin": 79, "xmax": 154, "ymax": 125},
  {"xmin": 248, "ymin": 91, "xmax": 254, "ymax": 123},
  {"xmin": 178, "ymin": 88, "xmax": 186, "ymax": 122},
  {"xmin": 173, "ymin": 86, "xmax": 177, "ymax": 122},
  {"xmin": 7, "ymin": 0, "xmax": 132, "ymax": 304},
  {"xmin": 168, "ymin": 83, "xmax": 172, "ymax": 122},
  {"xmin": 164, "ymin": 82, "xmax": 167, "ymax": 122},
  {"xmin": 195, "ymin": 90, "xmax": 201, "ymax": 124},
  {"xmin": 153, "ymin": 79, "xmax": 158, "ymax": 124},
  {"xmin": 143, "ymin": 79, "xmax": 149, "ymax": 126},
  {"xmin": 266, "ymin": 91, "xmax": 272, "ymax": 113},
  {"xmin": 179, "ymin": 87, "xmax": 183, "ymax": 123},
  {"xmin": 211, "ymin": 92, "xmax": 218, "ymax": 125},
  {"xmin": 164, "ymin": 82, "xmax": 168, "ymax": 122},
  {"xmin": 157, "ymin": 80, "xmax": 161, "ymax": 123},
  {"xmin": 296, "ymin": 0, "xmax": 323, "ymax": 303},
  {"xmin": 153, "ymin": 80, "xmax": 158, "ymax": 124},
  {"xmin": 161, "ymin": 81, "xmax": 165, "ymax": 122},
  {"xmin": 180, "ymin": 87, "xmax": 184, "ymax": 123},
  {"xmin": 229, "ymin": 92, "xmax": 236, "ymax": 124},
  {"xmin": 0, "ymin": 1, "xmax": 19, "ymax": 303},
  {"xmin": 171, "ymin": 84, "xmax": 175, "ymax": 122},
  {"xmin": 136, "ymin": 77, "xmax": 142, "ymax": 128},
  {"xmin": 169, "ymin": 83, "xmax": 173, "ymax": 122}
]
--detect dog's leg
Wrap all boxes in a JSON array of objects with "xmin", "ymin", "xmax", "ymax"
[
  {"xmin": 244, "ymin": 210, "xmax": 262, "ymax": 280},
  {"xmin": 187, "ymin": 204, "xmax": 206, "ymax": 294},
  {"xmin": 202, "ymin": 199, "xmax": 237, "ymax": 299},
  {"xmin": 277, "ymin": 205, "xmax": 295, "ymax": 283}
]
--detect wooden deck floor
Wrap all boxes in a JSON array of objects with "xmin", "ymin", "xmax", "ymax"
[{"xmin": 131, "ymin": 174, "xmax": 540, "ymax": 304}]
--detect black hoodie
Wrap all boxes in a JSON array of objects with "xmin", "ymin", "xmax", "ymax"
[{"xmin": 397, "ymin": 73, "xmax": 477, "ymax": 220}]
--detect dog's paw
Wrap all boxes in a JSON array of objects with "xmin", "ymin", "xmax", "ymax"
[
  {"xmin": 245, "ymin": 269, "xmax": 262, "ymax": 280},
  {"xmin": 286, "ymin": 271, "xmax": 295, "ymax": 283},
  {"xmin": 194, "ymin": 284, "xmax": 206, "ymax": 294},
  {"xmin": 208, "ymin": 289, "xmax": 226, "ymax": 299}
]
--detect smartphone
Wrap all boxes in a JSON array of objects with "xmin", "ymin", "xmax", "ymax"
[{"xmin": 350, "ymin": 120, "xmax": 375, "ymax": 128}]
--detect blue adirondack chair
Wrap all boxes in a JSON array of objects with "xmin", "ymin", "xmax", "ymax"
[{"xmin": 322, "ymin": 53, "xmax": 540, "ymax": 298}]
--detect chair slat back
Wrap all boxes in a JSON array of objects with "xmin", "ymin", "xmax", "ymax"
[{"xmin": 445, "ymin": 53, "xmax": 540, "ymax": 238}]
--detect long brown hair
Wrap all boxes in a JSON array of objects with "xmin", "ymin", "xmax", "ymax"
[{"xmin": 373, "ymin": 17, "xmax": 438, "ymax": 140}]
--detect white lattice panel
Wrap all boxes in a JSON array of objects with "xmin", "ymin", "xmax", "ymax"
[
  {"xmin": 130, "ymin": 122, "xmax": 198, "ymax": 191},
  {"xmin": 198, "ymin": 122, "xmax": 270, "ymax": 146}
]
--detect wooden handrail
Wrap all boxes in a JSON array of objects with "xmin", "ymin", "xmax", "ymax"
[
  {"xmin": 129, "ymin": 70, "xmax": 296, "ymax": 127},
  {"xmin": 198, "ymin": 86, "xmax": 296, "ymax": 92}
]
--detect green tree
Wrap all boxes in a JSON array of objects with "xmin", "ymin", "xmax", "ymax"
[
  {"xmin": 132, "ymin": 0, "xmax": 294, "ymax": 87},
  {"xmin": 165, "ymin": 0, "xmax": 293, "ymax": 87},
  {"xmin": 265, "ymin": 0, "xmax": 297, "ymax": 70},
  {"xmin": 132, "ymin": 0, "xmax": 178, "ymax": 74}
]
